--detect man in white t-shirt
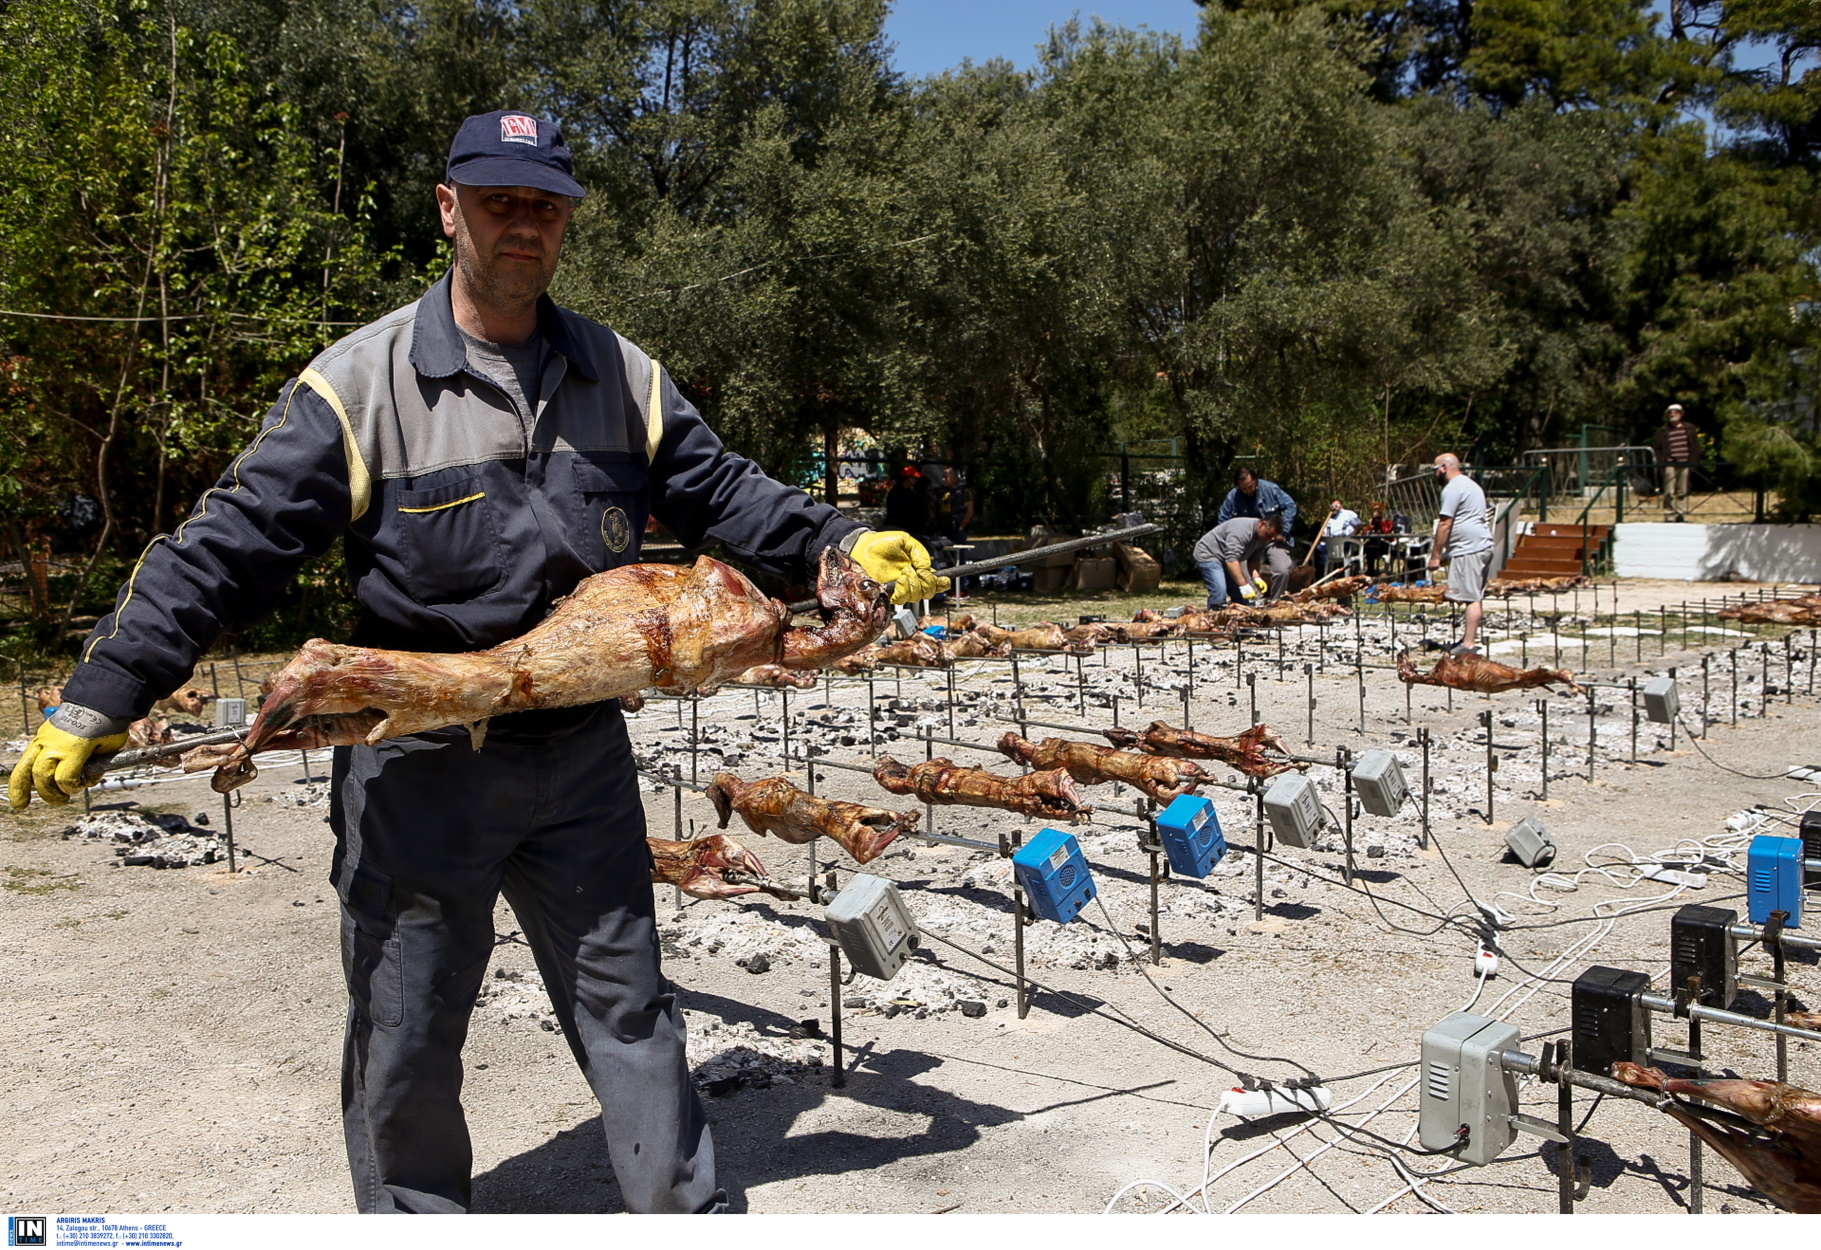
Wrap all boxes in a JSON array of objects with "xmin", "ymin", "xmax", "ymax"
[
  {"xmin": 1320, "ymin": 500, "xmax": 1360, "ymax": 573},
  {"xmin": 1427, "ymin": 453, "xmax": 1493, "ymax": 654}
]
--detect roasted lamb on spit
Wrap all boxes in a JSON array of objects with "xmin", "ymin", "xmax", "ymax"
[
  {"xmin": 871, "ymin": 757, "xmax": 1091, "ymax": 823},
  {"xmin": 1719, "ymin": 601, "xmax": 1821, "ymax": 626},
  {"xmin": 647, "ymin": 833, "xmax": 776, "ymax": 899},
  {"xmin": 194, "ymin": 547, "xmax": 888, "ymax": 791},
  {"xmin": 1286, "ymin": 575, "xmax": 1371, "ymax": 603},
  {"xmin": 871, "ymin": 635, "xmax": 951, "ymax": 669},
  {"xmin": 1612, "ymin": 1063, "xmax": 1821, "ymax": 1213},
  {"xmin": 1374, "ymin": 584, "xmax": 1446, "ymax": 604},
  {"xmin": 1395, "ymin": 649, "xmax": 1584, "ymax": 696},
  {"xmin": 972, "ymin": 623, "xmax": 1092, "ymax": 654},
  {"xmin": 945, "ymin": 632, "xmax": 1012, "ymax": 659},
  {"xmin": 706, "ymin": 771, "xmax": 918, "ymax": 865},
  {"xmin": 1100, "ymin": 720, "xmax": 1302, "ymax": 779},
  {"xmin": 1487, "ymin": 574, "xmax": 1589, "ymax": 595},
  {"xmin": 996, "ymin": 732, "xmax": 1208, "ymax": 803},
  {"xmin": 732, "ymin": 664, "xmax": 820, "ymax": 689}
]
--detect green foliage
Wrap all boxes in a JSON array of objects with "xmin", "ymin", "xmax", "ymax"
[{"xmin": 1, "ymin": 0, "xmax": 1817, "ymax": 652}]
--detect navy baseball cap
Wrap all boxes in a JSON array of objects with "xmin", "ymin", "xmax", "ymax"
[{"xmin": 445, "ymin": 109, "xmax": 585, "ymax": 198}]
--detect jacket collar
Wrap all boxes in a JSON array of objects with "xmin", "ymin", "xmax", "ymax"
[{"xmin": 409, "ymin": 270, "xmax": 600, "ymax": 383}]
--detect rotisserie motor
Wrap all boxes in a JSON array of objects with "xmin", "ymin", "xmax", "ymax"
[
  {"xmin": 1612, "ymin": 1062, "xmax": 1821, "ymax": 1214},
  {"xmin": 1395, "ymin": 650, "xmax": 1585, "ymax": 696},
  {"xmin": 871, "ymin": 757, "xmax": 1092, "ymax": 823},
  {"xmin": 996, "ymin": 732, "xmax": 1209, "ymax": 803},
  {"xmin": 706, "ymin": 771, "xmax": 918, "ymax": 865},
  {"xmin": 1101, "ymin": 720, "xmax": 1302, "ymax": 779},
  {"xmin": 198, "ymin": 547, "xmax": 888, "ymax": 791}
]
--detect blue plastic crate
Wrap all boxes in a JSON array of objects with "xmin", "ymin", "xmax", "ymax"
[
  {"xmin": 1012, "ymin": 827, "xmax": 1097, "ymax": 924},
  {"xmin": 1155, "ymin": 795, "xmax": 1227, "ymax": 879},
  {"xmin": 1747, "ymin": 834, "xmax": 1804, "ymax": 929}
]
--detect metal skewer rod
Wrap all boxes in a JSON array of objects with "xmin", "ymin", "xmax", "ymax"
[{"xmin": 82, "ymin": 727, "xmax": 249, "ymax": 782}]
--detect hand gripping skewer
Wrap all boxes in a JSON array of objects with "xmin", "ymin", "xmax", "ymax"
[{"xmin": 784, "ymin": 523, "xmax": 1160, "ymax": 616}]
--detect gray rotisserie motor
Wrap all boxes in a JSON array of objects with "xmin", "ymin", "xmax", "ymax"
[
  {"xmin": 1263, "ymin": 773, "xmax": 1325, "ymax": 849},
  {"xmin": 1505, "ymin": 816, "xmax": 1555, "ymax": 868},
  {"xmin": 1349, "ymin": 749, "xmax": 1408, "ymax": 817},
  {"xmin": 825, "ymin": 874, "xmax": 919, "ymax": 981}
]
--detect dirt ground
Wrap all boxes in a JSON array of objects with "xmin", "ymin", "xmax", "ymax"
[{"xmin": 4, "ymin": 576, "xmax": 1819, "ymax": 1215}]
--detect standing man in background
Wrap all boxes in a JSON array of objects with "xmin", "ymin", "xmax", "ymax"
[
  {"xmin": 1319, "ymin": 499, "xmax": 1360, "ymax": 573},
  {"xmin": 9, "ymin": 109, "xmax": 946, "ymax": 1215},
  {"xmin": 1217, "ymin": 467, "xmax": 1297, "ymax": 597},
  {"xmin": 1652, "ymin": 403, "xmax": 1699, "ymax": 522},
  {"xmin": 1427, "ymin": 454, "xmax": 1493, "ymax": 655}
]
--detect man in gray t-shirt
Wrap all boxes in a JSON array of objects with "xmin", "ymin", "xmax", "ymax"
[
  {"xmin": 1427, "ymin": 453, "xmax": 1494, "ymax": 653},
  {"xmin": 1193, "ymin": 513, "xmax": 1284, "ymax": 607}
]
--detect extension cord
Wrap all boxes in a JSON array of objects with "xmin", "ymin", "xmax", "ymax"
[
  {"xmin": 1637, "ymin": 863, "xmax": 1707, "ymax": 888},
  {"xmin": 1216, "ymin": 1085, "xmax": 1332, "ymax": 1117}
]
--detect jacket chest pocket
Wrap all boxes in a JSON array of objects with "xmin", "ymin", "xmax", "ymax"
[
  {"xmin": 394, "ymin": 476, "xmax": 506, "ymax": 605},
  {"xmin": 574, "ymin": 459, "xmax": 648, "ymax": 565}
]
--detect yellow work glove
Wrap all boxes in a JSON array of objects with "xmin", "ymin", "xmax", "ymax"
[
  {"xmin": 9, "ymin": 721, "xmax": 129, "ymax": 810},
  {"xmin": 1237, "ymin": 582, "xmax": 1258, "ymax": 602},
  {"xmin": 849, "ymin": 530, "xmax": 951, "ymax": 605},
  {"xmin": 1253, "ymin": 575, "xmax": 1270, "ymax": 597}
]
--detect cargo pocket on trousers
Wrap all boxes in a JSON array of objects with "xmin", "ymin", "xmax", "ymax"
[{"xmin": 338, "ymin": 862, "xmax": 404, "ymax": 1028}]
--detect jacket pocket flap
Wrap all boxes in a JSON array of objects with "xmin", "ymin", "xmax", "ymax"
[{"xmin": 398, "ymin": 476, "xmax": 486, "ymax": 513}]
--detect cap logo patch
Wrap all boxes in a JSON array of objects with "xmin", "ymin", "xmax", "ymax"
[{"xmin": 500, "ymin": 114, "xmax": 538, "ymax": 146}]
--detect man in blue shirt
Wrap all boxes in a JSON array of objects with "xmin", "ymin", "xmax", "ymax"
[{"xmin": 1216, "ymin": 468, "xmax": 1298, "ymax": 600}]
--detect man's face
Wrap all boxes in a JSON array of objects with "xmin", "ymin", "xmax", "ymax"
[
  {"xmin": 1238, "ymin": 475, "xmax": 1257, "ymax": 497},
  {"xmin": 1330, "ymin": 501, "xmax": 1341, "ymax": 514},
  {"xmin": 944, "ymin": 468, "xmax": 959, "ymax": 488},
  {"xmin": 437, "ymin": 182, "xmax": 572, "ymax": 307},
  {"xmin": 1256, "ymin": 520, "xmax": 1274, "ymax": 541},
  {"xmin": 1669, "ymin": 410, "xmax": 1684, "ymax": 424},
  {"xmin": 1433, "ymin": 460, "xmax": 1448, "ymax": 480}
]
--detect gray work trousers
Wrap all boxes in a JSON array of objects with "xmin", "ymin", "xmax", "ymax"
[
  {"xmin": 328, "ymin": 705, "xmax": 719, "ymax": 1213},
  {"xmin": 1258, "ymin": 540, "xmax": 1294, "ymax": 600}
]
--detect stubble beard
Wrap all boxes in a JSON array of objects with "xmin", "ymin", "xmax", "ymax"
[{"xmin": 451, "ymin": 206, "xmax": 557, "ymax": 318}]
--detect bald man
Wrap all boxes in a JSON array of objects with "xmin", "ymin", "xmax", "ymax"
[{"xmin": 1427, "ymin": 454, "xmax": 1493, "ymax": 654}]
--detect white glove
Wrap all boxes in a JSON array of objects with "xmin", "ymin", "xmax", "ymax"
[{"xmin": 1238, "ymin": 582, "xmax": 1259, "ymax": 602}]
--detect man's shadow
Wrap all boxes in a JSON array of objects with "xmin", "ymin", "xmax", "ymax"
[{"xmin": 471, "ymin": 985, "xmax": 1098, "ymax": 1213}]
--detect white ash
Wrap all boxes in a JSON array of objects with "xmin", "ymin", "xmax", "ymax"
[
  {"xmin": 264, "ymin": 781, "xmax": 330, "ymax": 808},
  {"xmin": 67, "ymin": 810, "xmax": 241, "ymax": 869},
  {"xmin": 684, "ymin": 1012, "xmax": 828, "ymax": 1092},
  {"xmin": 476, "ymin": 967, "xmax": 557, "ymax": 1027}
]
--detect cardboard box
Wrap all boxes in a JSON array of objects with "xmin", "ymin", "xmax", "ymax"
[
  {"xmin": 1114, "ymin": 543, "xmax": 1161, "ymax": 592},
  {"xmin": 1022, "ymin": 529, "xmax": 1080, "ymax": 569},
  {"xmin": 1072, "ymin": 556, "xmax": 1118, "ymax": 591},
  {"xmin": 1033, "ymin": 565, "xmax": 1071, "ymax": 594}
]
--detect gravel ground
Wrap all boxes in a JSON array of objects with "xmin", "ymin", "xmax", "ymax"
[{"xmin": 3, "ymin": 578, "xmax": 1819, "ymax": 1215}]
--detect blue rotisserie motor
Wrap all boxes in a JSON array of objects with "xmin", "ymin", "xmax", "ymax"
[
  {"xmin": 1012, "ymin": 828, "xmax": 1097, "ymax": 924},
  {"xmin": 1154, "ymin": 795, "xmax": 1227, "ymax": 879}
]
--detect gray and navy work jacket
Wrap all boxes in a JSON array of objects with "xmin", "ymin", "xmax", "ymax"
[
  {"xmin": 1217, "ymin": 478, "xmax": 1298, "ymax": 536},
  {"xmin": 61, "ymin": 273, "xmax": 861, "ymax": 724}
]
